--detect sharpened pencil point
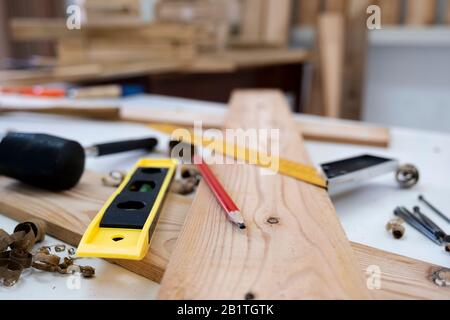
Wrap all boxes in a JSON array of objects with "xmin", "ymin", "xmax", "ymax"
[{"xmin": 238, "ymin": 223, "xmax": 246, "ymax": 229}]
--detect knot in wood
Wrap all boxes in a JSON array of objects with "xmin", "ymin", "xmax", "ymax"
[{"xmin": 267, "ymin": 217, "xmax": 279, "ymax": 224}]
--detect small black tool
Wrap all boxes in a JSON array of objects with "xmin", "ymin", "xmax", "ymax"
[
  {"xmin": 413, "ymin": 206, "xmax": 447, "ymax": 242},
  {"xmin": 0, "ymin": 132, "xmax": 158, "ymax": 191},
  {"xmin": 394, "ymin": 206, "xmax": 446, "ymax": 245},
  {"xmin": 418, "ymin": 195, "xmax": 450, "ymax": 224}
]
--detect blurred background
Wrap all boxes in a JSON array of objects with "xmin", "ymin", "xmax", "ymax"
[{"xmin": 0, "ymin": 0, "xmax": 449, "ymax": 133}]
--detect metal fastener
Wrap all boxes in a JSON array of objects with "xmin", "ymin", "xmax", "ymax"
[{"xmin": 418, "ymin": 195, "xmax": 450, "ymax": 224}]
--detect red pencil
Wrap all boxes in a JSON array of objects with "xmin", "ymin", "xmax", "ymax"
[{"xmin": 193, "ymin": 155, "xmax": 246, "ymax": 229}]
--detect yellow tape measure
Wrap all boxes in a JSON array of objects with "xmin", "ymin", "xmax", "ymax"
[{"xmin": 149, "ymin": 124, "xmax": 327, "ymax": 189}]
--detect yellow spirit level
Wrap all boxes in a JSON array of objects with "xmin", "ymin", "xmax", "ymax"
[{"xmin": 77, "ymin": 158, "xmax": 177, "ymax": 260}]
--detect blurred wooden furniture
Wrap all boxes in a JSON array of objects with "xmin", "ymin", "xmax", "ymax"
[
  {"xmin": 1, "ymin": 48, "xmax": 310, "ymax": 112},
  {"xmin": 405, "ymin": 0, "xmax": 437, "ymax": 26},
  {"xmin": 6, "ymin": 0, "xmax": 306, "ymax": 111},
  {"xmin": 237, "ymin": 0, "xmax": 293, "ymax": 47},
  {"xmin": 304, "ymin": 0, "xmax": 369, "ymax": 120},
  {"xmin": 296, "ymin": 0, "xmax": 448, "ymax": 27}
]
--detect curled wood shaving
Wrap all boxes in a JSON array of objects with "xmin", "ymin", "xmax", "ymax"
[{"xmin": 0, "ymin": 219, "xmax": 95, "ymax": 286}]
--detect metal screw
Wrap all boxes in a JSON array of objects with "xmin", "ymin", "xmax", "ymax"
[
  {"xmin": 418, "ymin": 195, "xmax": 450, "ymax": 224},
  {"xmin": 267, "ymin": 217, "xmax": 279, "ymax": 224}
]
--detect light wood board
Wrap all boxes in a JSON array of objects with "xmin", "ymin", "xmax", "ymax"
[
  {"xmin": 341, "ymin": 0, "xmax": 369, "ymax": 120},
  {"xmin": 296, "ymin": 0, "xmax": 321, "ymax": 27},
  {"xmin": 324, "ymin": 0, "xmax": 347, "ymax": 13},
  {"xmin": 447, "ymin": 1, "xmax": 450, "ymax": 24},
  {"xmin": 377, "ymin": 0, "xmax": 402, "ymax": 25},
  {"xmin": 158, "ymin": 90, "xmax": 371, "ymax": 299},
  {"xmin": 317, "ymin": 12, "xmax": 345, "ymax": 118},
  {"xmin": 0, "ymin": 171, "xmax": 448, "ymax": 299},
  {"xmin": 405, "ymin": 0, "xmax": 437, "ymax": 25},
  {"xmin": 262, "ymin": 0, "xmax": 292, "ymax": 46},
  {"xmin": 122, "ymin": 105, "xmax": 390, "ymax": 147},
  {"xmin": 0, "ymin": 171, "xmax": 189, "ymax": 283},
  {"xmin": 0, "ymin": 94, "xmax": 389, "ymax": 147}
]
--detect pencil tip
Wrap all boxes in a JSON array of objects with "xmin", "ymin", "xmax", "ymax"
[{"xmin": 238, "ymin": 223, "xmax": 246, "ymax": 230}]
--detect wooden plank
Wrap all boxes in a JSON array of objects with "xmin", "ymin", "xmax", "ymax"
[
  {"xmin": 10, "ymin": 18, "xmax": 196, "ymax": 43},
  {"xmin": 240, "ymin": 0, "xmax": 264, "ymax": 43},
  {"xmin": 352, "ymin": 243, "xmax": 450, "ymax": 300},
  {"xmin": 0, "ymin": 170, "xmax": 448, "ymax": 299},
  {"xmin": 122, "ymin": 103, "xmax": 390, "ymax": 147},
  {"xmin": 0, "ymin": 0, "xmax": 11, "ymax": 61},
  {"xmin": 10, "ymin": 18, "xmax": 75, "ymax": 41},
  {"xmin": 341, "ymin": 0, "xmax": 369, "ymax": 120},
  {"xmin": 296, "ymin": 0, "xmax": 322, "ymax": 27},
  {"xmin": 324, "ymin": 0, "xmax": 346, "ymax": 13},
  {"xmin": 262, "ymin": 0, "xmax": 293, "ymax": 46},
  {"xmin": 0, "ymin": 171, "xmax": 189, "ymax": 283},
  {"xmin": 0, "ymin": 105, "xmax": 119, "ymax": 120},
  {"xmin": 296, "ymin": 118, "xmax": 389, "ymax": 147},
  {"xmin": 0, "ymin": 61, "xmax": 182, "ymax": 86},
  {"xmin": 0, "ymin": 91, "xmax": 389, "ymax": 147},
  {"xmin": 82, "ymin": 0, "xmax": 142, "ymax": 23},
  {"xmin": 158, "ymin": 90, "xmax": 371, "ymax": 299},
  {"xmin": 447, "ymin": 0, "xmax": 450, "ymax": 24},
  {"xmin": 317, "ymin": 12, "xmax": 345, "ymax": 118},
  {"xmin": 405, "ymin": 0, "xmax": 437, "ymax": 25},
  {"xmin": 238, "ymin": 0, "xmax": 292, "ymax": 47},
  {"xmin": 377, "ymin": 0, "xmax": 402, "ymax": 25}
]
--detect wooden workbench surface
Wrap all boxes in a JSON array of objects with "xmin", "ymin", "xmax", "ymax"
[{"xmin": 0, "ymin": 94, "xmax": 449, "ymax": 299}]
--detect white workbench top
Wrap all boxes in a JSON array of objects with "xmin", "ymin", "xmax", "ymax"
[{"xmin": 0, "ymin": 94, "xmax": 449, "ymax": 299}]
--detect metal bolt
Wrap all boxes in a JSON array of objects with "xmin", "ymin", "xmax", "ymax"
[{"xmin": 418, "ymin": 195, "xmax": 450, "ymax": 224}]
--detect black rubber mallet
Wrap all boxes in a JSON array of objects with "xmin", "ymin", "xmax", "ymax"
[{"xmin": 0, "ymin": 132, "xmax": 158, "ymax": 191}]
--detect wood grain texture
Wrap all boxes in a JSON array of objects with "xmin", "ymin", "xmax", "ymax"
[
  {"xmin": 297, "ymin": 117, "xmax": 389, "ymax": 147},
  {"xmin": 352, "ymin": 243, "xmax": 450, "ymax": 300},
  {"xmin": 405, "ymin": 0, "xmax": 437, "ymax": 25},
  {"xmin": 317, "ymin": 12, "xmax": 345, "ymax": 118},
  {"xmin": 0, "ymin": 171, "xmax": 188, "ymax": 283},
  {"xmin": 158, "ymin": 90, "xmax": 371, "ymax": 299},
  {"xmin": 0, "ymin": 170, "xmax": 448, "ymax": 299},
  {"xmin": 377, "ymin": 0, "xmax": 402, "ymax": 25}
]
